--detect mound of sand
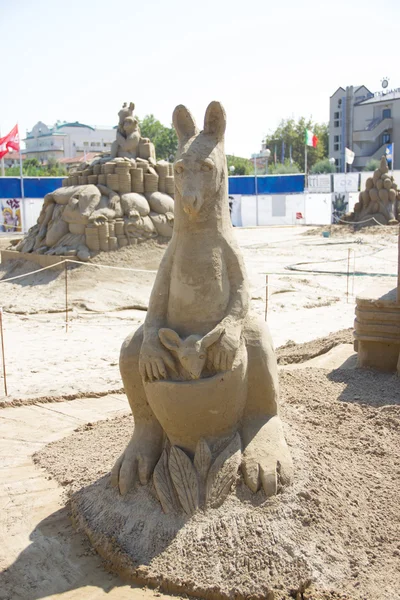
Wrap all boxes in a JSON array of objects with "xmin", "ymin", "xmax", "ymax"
[{"xmin": 35, "ymin": 360, "xmax": 400, "ymax": 600}]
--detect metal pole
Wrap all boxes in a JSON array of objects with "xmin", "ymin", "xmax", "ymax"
[
  {"xmin": 65, "ymin": 261, "xmax": 69, "ymax": 333},
  {"xmin": 392, "ymin": 142, "xmax": 395, "ymax": 175},
  {"xmin": 0, "ymin": 126, "xmax": 4, "ymax": 177},
  {"xmin": 0, "ymin": 308, "xmax": 8, "ymax": 396},
  {"xmin": 265, "ymin": 275, "xmax": 269, "ymax": 321},
  {"xmin": 346, "ymin": 248, "xmax": 350, "ymax": 303},
  {"xmin": 254, "ymin": 156, "xmax": 259, "ymax": 226},
  {"xmin": 352, "ymin": 249, "xmax": 356, "ymax": 297}
]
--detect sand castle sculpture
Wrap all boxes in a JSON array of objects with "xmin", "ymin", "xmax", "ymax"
[
  {"xmin": 14, "ymin": 103, "xmax": 175, "ymax": 261},
  {"xmin": 107, "ymin": 100, "xmax": 293, "ymax": 511},
  {"xmin": 354, "ymin": 228, "xmax": 400, "ymax": 372},
  {"xmin": 346, "ymin": 156, "xmax": 399, "ymax": 226}
]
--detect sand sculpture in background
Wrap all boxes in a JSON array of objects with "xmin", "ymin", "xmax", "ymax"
[
  {"xmin": 345, "ymin": 156, "xmax": 399, "ymax": 226},
  {"xmin": 111, "ymin": 101, "xmax": 293, "ymax": 513},
  {"xmin": 14, "ymin": 102, "xmax": 175, "ymax": 260}
]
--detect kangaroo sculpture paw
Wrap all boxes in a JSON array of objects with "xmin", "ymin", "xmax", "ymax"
[
  {"xmin": 241, "ymin": 415, "xmax": 293, "ymax": 497},
  {"xmin": 111, "ymin": 423, "xmax": 163, "ymax": 495}
]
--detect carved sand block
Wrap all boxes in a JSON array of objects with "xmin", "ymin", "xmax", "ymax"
[{"xmin": 71, "ymin": 102, "xmax": 294, "ymax": 597}]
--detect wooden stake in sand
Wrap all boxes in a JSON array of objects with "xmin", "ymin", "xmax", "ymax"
[
  {"xmin": 346, "ymin": 249, "xmax": 351, "ymax": 303},
  {"xmin": 65, "ymin": 261, "xmax": 69, "ymax": 333},
  {"xmin": 265, "ymin": 275, "xmax": 269, "ymax": 321},
  {"xmin": 0, "ymin": 308, "xmax": 8, "ymax": 396}
]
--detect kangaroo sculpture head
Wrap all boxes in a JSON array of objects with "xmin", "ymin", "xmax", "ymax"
[
  {"xmin": 158, "ymin": 326, "xmax": 224, "ymax": 380},
  {"xmin": 172, "ymin": 101, "xmax": 229, "ymax": 227}
]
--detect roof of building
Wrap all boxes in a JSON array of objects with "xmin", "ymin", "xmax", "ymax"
[
  {"xmin": 330, "ymin": 86, "xmax": 345, "ymax": 98},
  {"xmin": 56, "ymin": 121, "xmax": 95, "ymax": 131},
  {"xmin": 358, "ymin": 89, "xmax": 400, "ymax": 105},
  {"xmin": 1, "ymin": 152, "xmax": 26, "ymax": 160},
  {"xmin": 58, "ymin": 152, "xmax": 102, "ymax": 165}
]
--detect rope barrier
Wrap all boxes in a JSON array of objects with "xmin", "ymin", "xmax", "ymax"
[
  {"xmin": 0, "ymin": 257, "xmax": 158, "ymax": 284},
  {"xmin": 64, "ymin": 259, "xmax": 157, "ymax": 274},
  {"xmin": 337, "ymin": 216, "xmax": 400, "ymax": 227}
]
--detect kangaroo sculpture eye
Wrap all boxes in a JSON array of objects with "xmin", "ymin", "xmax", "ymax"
[
  {"xmin": 175, "ymin": 164, "xmax": 184, "ymax": 174},
  {"xmin": 201, "ymin": 162, "xmax": 213, "ymax": 172},
  {"xmin": 199, "ymin": 354, "xmax": 205, "ymax": 359}
]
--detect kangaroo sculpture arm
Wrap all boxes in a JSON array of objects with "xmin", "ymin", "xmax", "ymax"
[
  {"xmin": 207, "ymin": 239, "xmax": 249, "ymax": 372},
  {"xmin": 140, "ymin": 240, "xmax": 178, "ymax": 381},
  {"xmin": 222, "ymin": 239, "xmax": 249, "ymax": 326}
]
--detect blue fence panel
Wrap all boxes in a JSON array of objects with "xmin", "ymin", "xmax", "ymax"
[
  {"xmin": 0, "ymin": 177, "xmax": 65, "ymax": 199},
  {"xmin": 228, "ymin": 174, "xmax": 305, "ymax": 195},
  {"xmin": 228, "ymin": 176, "xmax": 255, "ymax": 195},
  {"xmin": 0, "ymin": 175, "xmax": 305, "ymax": 199}
]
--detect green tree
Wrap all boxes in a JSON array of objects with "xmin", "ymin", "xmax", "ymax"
[
  {"xmin": 5, "ymin": 159, "xmax": 67, "ymax": 177},
  {"xmin": 138, "ymin": 115, "xmax": 178, "ymax": 161},
  {"xmin": 264, "ymin": 117, "xmax": 329, "ymax": 172},
  {"xmin": 363, "ymin": 159, "xmax": 380, "ymax": 172},
  {"xmin": 268, "ymin": 159, "xmax": 301, "ymax": 174},
  {"xmin": 311, "ymin": 158, "xmax": 336, "ymax": 174},
  {"xmin": 226, "ymin": 155, "xmax": 253, "ymax": 175}
]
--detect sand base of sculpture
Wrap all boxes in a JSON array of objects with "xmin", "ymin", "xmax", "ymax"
[
  {"xmin": 71, "ymin": 463, "xmax": 310, "ymax": 600},
  {"xmin": 354, "ymin": 285, "xmax": 400, "ymax": 372},
  {"xmin": 1, "ymin": 249, "xmax": 70, "ymax": 269}
]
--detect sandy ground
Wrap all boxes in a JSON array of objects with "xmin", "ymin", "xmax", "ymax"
[
  {"xmin": 0, "ymin": 226, "xmax": 398, "ymax": 403},
  {"xmin": 0, "ymin": 225, "xmax": 399, "ymax": 600},
  {"xmin": 15, "ymin": 336, "xmax": 400, "ymax": 600}
]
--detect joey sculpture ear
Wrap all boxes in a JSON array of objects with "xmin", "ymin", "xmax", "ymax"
[
  {"xmin": 173, "ymin": 105, "xmax": 199, "ymax": 145},
  {"xmin": 159, "ymin": 328, "xmax": 182, "ymax": 351},
  {"xmin": 201, "ymin": 326, "xmax": 224, "ymax": 349},
  {"xmin": 203, "ymin": 101, "xmax": 226, "ymax": 140}
]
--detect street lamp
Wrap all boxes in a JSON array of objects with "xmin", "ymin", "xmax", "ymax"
[{"xmin": 229, "ymin": 165, "xmax": 235, "ymax": 175}]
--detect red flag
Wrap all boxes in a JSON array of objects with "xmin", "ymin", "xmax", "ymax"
[
  {"xmin": 0, "ymin": 125, "xmax": 20, "ymax": 159},
  {"xmin": 312, "ymin": 134, "xmax": 318, "ymax": 148}
]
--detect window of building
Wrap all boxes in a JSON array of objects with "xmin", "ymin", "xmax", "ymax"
[
  {"xmin": 334, "ymin": 120, "xmax": 340, "ymax": 128},
  {"xmin": 334, "ymin": 135, "xmax": 340, "ymax": 143},
  {"xmin": 338, "ymin": 99, "xmax": 342, "ymax": 107},
  {"xmin": 83, "ymin": 141, "xmax": 89, "ymax": 146},
  {"xmin": 382, "ymin": 132, "xmax": 391, "ymax": 144},
  {"xmin": 90, "ymin": 142, "xmax": 98, "ymax": 146},
  {"xmin": 334, "ymin": 112, "xmax": 339, "ymax": 119},
  {"xmin": 382, "ymin": 108, "xmax": 391, "ymax": 119}
]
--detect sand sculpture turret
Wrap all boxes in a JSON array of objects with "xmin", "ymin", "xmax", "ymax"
[
  {"xmin": 71, "ymin": 102, "xmax": 294, "ymax": 594},
  {"xmin": 345, "ymin": 156, "xmax": 399, "ymax": 226},
  {"xmin": 14, "ymin": 102, "xmax": 175, "ymax": 261},
  {"xmin": 354, "ymin": 228, "xmax": 400, "ymax": 371}
]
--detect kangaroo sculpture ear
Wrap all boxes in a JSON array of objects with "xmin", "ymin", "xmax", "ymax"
[
  {"xmin": 173, "ymin": 105, "xmax": 199, "ymax": 144},
  {"xmin": 159, "ymin": 328, "xmax": 182, "ymax": 351},
  {"xmin": 203, "ymin": 101, "xmax": 226, "ymax": 140},
  {"xmin": 201, "ymin": 326, "xmax": 224, "ymax": 349}
]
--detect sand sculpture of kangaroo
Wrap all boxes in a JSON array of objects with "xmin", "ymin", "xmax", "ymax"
[{"xmin": 111, "ymin": 101, "xmax": 293, "ymax": 502}]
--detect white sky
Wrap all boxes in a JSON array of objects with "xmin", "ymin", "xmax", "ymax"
[{"xmin": 1, "ymin": 0, "xmax": 399, "ymax": 158}]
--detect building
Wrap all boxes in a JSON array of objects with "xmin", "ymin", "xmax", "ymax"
[
  {"xmin": 329, "ymin": 83, "xmax": 400, "ymax": 171},
  {"xmin": 23, "ymin": 121, "xmax": 116, "ymax": 163}
]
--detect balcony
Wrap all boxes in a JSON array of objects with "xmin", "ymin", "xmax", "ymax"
[{"xmin": 353, "ymin": 118, "xmax": 393, "ymax": 142}]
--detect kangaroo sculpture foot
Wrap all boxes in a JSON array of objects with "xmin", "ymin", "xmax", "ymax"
[
  {"xmin": 241, "ymin": 415, "xmax": 293, "ymax": 497},
  {"xmin": 111, "ymin": 421, "xmax": 163, "ymax": 495}
]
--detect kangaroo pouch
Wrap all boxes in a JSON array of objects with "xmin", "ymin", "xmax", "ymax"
[{"xmin": 144, "ymin": 345, "xmax": 248, "ymax": 454}]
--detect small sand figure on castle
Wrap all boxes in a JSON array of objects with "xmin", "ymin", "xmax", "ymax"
[{"xmin": 110, "ymin": 102, "xmax": 141, "ymax": 159}]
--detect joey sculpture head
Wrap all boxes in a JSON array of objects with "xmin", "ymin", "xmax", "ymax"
[
  {"xmin": 172, "ymin": 102, "xmax": 229, "ymax": 224},
  {"xmin": 159, "ymin": 326, "xmax": 224, "ymax": 380}
]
